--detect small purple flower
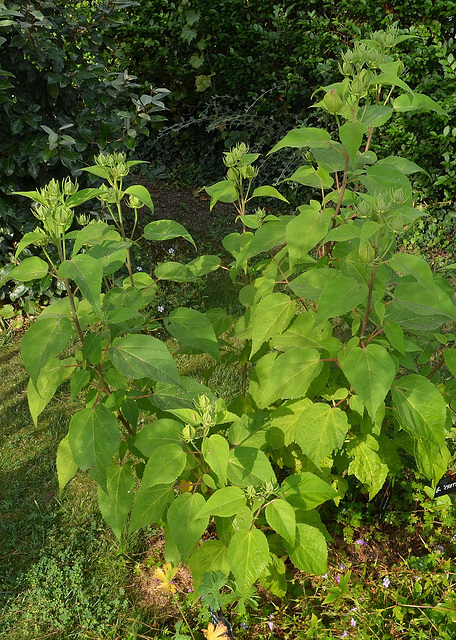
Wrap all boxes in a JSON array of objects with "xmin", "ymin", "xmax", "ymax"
[
  {"xmin": 267, "ymin": 621, "xmax": 274, "ymax": 631},
  {"xmin": 355, "ymin": 539, "xmax": 366, "ymax": 546},
  {"xmin": 240, "ymin": 623, "xmax": 249, "ymax": 629},
  {"xmin": 434, "ymin": 544, "xmax": 444, "ymax": 553},
  {"xmin": 341, "ymin": 632, "xmax": 348, "ymax": 638},
  {"xmin": 350, "ymin": 617, "xmax": 356, "ymax": 627},
  {"xmin": 383, "ymin": 576, "xmax": 390, "ymax": 588},
  {"xmin": 339, "ymin": 562, "xmax": 346, "ymax": 570},
  {"xmin": 336, "ymin": 574, "xmax": 341, "ymax": 583}
]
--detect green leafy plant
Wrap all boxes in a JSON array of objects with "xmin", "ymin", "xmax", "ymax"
[{"xmin": 11, "ymin": 28, "xmax": 456, "ymax": 610}]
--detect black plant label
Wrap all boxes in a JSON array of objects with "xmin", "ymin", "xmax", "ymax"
[{"xmin": 434, "ymin": 472, "xmax": 456, "ymax": 498}]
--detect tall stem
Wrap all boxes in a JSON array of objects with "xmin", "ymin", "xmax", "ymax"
[{"xmin": 360, "ymin": 266, "xmax": 377, "ymax": 344}]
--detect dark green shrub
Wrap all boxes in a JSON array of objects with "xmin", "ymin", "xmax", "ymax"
[{"xmin": 0, "ymin": 0, "xmax": 167, "ymax": 262}]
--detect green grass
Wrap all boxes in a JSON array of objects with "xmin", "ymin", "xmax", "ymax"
[{"xmin": 0, "ymin": 338, "xmax": 146, "ymax": 640}]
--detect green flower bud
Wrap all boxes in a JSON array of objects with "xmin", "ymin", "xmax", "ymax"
[
  {"xmin": 351, "ymin": 77, "xmax": 365, "ymax": 95},
  {"xmin": 342, "ymin": 61, "xmax": 354, "ymax": 76},
  {"xmin": 223, "ymin": 152, "xmax": 236, "ymax": 168},
  {"xmin": 323, "ymin": 89, "xmax": 343, "ymax": 114},
  {"xmin": 181, "ymin": 424, "xmax": 196, "ymax": 442},
  {"xmin": 374, "ymin": 194, "xmax": 388, "ymax": 214},
  {"xmin": 389, "ymin": 215, "xmax": 404, "ymax": 233},
  {"xmin": 62, "ymin": 176, "xmax": 78, "ymax": 196},
  {"xmin": 77, "ymin": 214, "xmax": 90, "ymax": 226},
  {"xmin": 127, "ymin": 195, "xmax": 142, "ymax": 209},
  {"xmin": 227, "ymin": 167, "xmax": 239, "ymax": 182},
  {"xmin": 244, "ymin": 164, "xmax": 256, "ymax": 179},
  {"xmin": 359, "ymin": 243, "xmax": 376, "ymax": 264},
  {"xmin": 357, "ymin": 200, "xmax": 372, "ymax": 218}
]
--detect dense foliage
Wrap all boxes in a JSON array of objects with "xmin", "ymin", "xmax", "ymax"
[
  {"xmin": 112, "ymin": 1, "xmax": 456, "ymax": 188},
  {"xmin": 7, "ymin": 30, "xmax": 456, "ymax": 615},
  {"xmin": 0, "ymin": 0, "xmax": 167, "ymax": 261}
]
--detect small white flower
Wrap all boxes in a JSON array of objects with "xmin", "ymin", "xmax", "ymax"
[
  {"xmin": 168, "ymin": 247, "xmax": 175, "ymax": 255},
  {"xmin": 158, "ymin": 305, "xmax": 165, "ymax": 313},
  {"xmin": 136, "ymin": 266, "xmax": 143, "ymax": 271}
]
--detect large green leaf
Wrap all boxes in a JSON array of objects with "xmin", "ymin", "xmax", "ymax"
[
  {"xmin": 125, "ymin": 184, "xmax": 154, "ymax": 211},
  {"xmin": 285, "ymin": 522, "xmax": 327, "ymax": 575},
  {"xmin": 15, "ymin": 232, "xmax": 51, "ymax": 259},
  {"xmin": 202, "ymin": 434, "xmax": 229, "ymax": 486},
  {"xmin": 389, "ymin": 281, "xmax": 456, "ymax": 327},
  {"xmin": 58, "ymin": 254, "xmax": 103, "ymax": 316},
  {"xmin": 140, "ymin": 443, "xmax": 187, "ymax": 486},
  {"xmin": 317, "ymin": 274, "xmax": 368, "ymax": 324},
  {"xmin": 197, "ymin": 486, "xmax": 247, "ymax": 518},
  {"xmin": 251, "ymin": 293, "xmax": 296, "ymax": 355},
  {"xmin": 269, "ymin": 127, "xmax": 332, "ymax": 154},
  {"xmin": 167, "ymin": 492, "xmax": 209, "ymax": 560},
  {"xmin": 22, "ymin": 316, "xmax": 73, "ymax": 383},
  {"xmin": 376, "ymin": 156, "xmax": 425, "ymax": 176},
  {"xmin": 188, "ymin": 540, "xmax": 230, "ymax": 594},
  {"xmin": 155, "ymin": 261, "xmax": 197, "ymax": 282},
  {"xmin": 286, "ymin": 207, "xmax": 332, "ymax": 267},
  {"xmin": 360, "ymin": 105, "xmax": 393, "ymax": 128},
  {"xmin": 288, "ymin": 267, "xmax": 339, "ymax": 300},
  {"xmin": 103, "ymin": 286, "xmax": 143, "ymax": 324},
  {"xmin": 9, "ymin": 256, "xmax": 49, "ymax": 282},
  {"xmin": 270, "ymin": 398, "xmax": 314, "ymax": 446},
  {"xmin": 360, "ymin": 165, "xmax": 412, "ymax": 200},
  {"xmin": 68, "ymin": 405, "xmax": 120, "ymax": 493},
  {"xmin": 236, "ymin": 218, "xmax": 290, "ymax": 265},
  {"xmin": 251, "ymin": 185, "xmax": 289, "ymax": 202},
  {"xmin": 56, "ymin": 434, "xmax": 78, "ymax": 495},
  {"xmin": 132, "ymin": 419, "xmax": 184, "ymax": 457},
  {"xmin": 294, "ymin": 403, "xmax": 350, "ymax": 465},
  {"xmin": 129, "ymin": 483, "xmax": 174, "ymax": 533},
  {"xmin": 227, "ymin": 447, "xmax": 276, "ymax": 487},
  {"xmin": 392, "ymin": 375, "xmax": 447, "ymax": 449},
  {"xmin": 98, "ymin": 463, "xmax": 135, "ymax": 540},
  {"xmin": 27, "ymin": 357, "xmax": 75, "ymax": 425},
  {"xmin": 86, "ymin": 241, "xmax": 129, "ymax": 276},
  {"xmin": 281, "ymin": 472, "xmax": 339, "ymax": 510},
  {"xmin": 265, "ymin": 499, "xmax": 296, "ymax": 546},
  {"xmin": 72, "ymin": 221, "xmax": 121, "ymax": 256},
  {"xmin": 143, "ymin": 219, "xmax": 196, "ymax": 248},
  {"xmin": 165, "ymin": 307, "xmax": 220, "ymax": 361},
  {"xmin": 187, "ymin": 255, "xmax": 221, "ymax": 277},
  {"xmin": 109, "ymin": 334, "xmax": 181, "ymax": 385},
  {"xmin": 228, "ymin": 528, "xmax": 270, "ymax": 595},
  {"xmin": 204, "ymin": 179, "xmax": 238, "ymax": 210},
  {"xmin": 393, "ymin": 92, "xmax": 445, "ymax": 115},
  {"xmin": 287, "ymin": 165, "xmax": 334, "ymax": 189},
  {"xmin": 347, "ymin": 435, "xmax": 389, "ymax": 499},
  {"xmin": 260, "ymin": 347, "xmax": 322, "ymax": 406},
  {"xmin": 339, "ymin": 121, "xmax": 368, "ymax": 165},
  {"xmin": 259, "ymin": 554, "xmax": 287, "ymax": 598},
  {"xmin": 339, "ymin": 344, "xmax": 396, "ymax": 420},
  {"xmin": 389, "ymin": 252, "xmax": 433, "ymax": 283}
]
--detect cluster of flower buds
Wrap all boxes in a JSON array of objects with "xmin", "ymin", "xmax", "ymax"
[
  {"xmin": 95, "ymin": 151, "xmax": 129, "ymax": 181},
  {"xmin": 342, "ymin": 42, "xmax": 385, "ymax": 72},
  {"xmin": 223, "ymin": 142, "xmax": 258, "ymax": 183},
  {"xmin": 31, "ymin": 177, "xmax": 78, "ymax": 237}
]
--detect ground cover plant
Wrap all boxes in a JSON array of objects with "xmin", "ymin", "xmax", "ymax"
[{"xmin": 2, "ymin": 23, "xmax": 456, "ymax": 640}]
